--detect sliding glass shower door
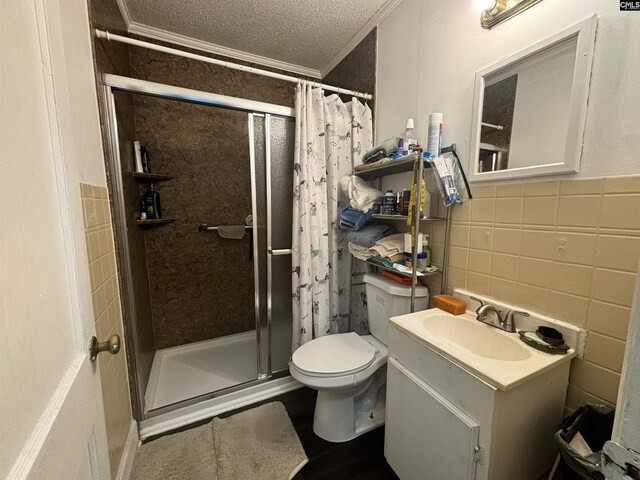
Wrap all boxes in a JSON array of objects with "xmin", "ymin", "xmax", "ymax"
[{"xmin": 250, "ymin": 113, "xmax": 295, "ymax": 378}]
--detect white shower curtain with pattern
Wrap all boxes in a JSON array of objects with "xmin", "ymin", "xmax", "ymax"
[{"xmin": 291, "ymin": 81, "xmax": 373, "ymax": 350}]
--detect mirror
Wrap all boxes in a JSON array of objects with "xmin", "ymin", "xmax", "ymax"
[{"xmin": 468, "ymin": 16, "xmax": 597, "ymax": 182}]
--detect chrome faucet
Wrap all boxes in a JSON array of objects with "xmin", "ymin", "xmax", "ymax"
[{"xmin": 469, "ymin": 296, "xmax": 529, "ymax": 333}]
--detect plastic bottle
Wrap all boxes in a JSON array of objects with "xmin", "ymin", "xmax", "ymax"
[
  {"xmin": 427, "ymin": 113, "xmax": 443, "ymax": 157},
  {"xmin": 142, "ymin": 183, "xmax": 162, "ymax": 219},
  {"xmin": 403, "ymin": 118, "xmax": 418, "ymax": 154},
  {"xmin": 383, "ymin": 190, "xmax": 395, "ymax": 215}
]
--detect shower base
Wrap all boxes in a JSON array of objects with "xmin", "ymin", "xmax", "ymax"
[{"xmin": 145, "ymin": 330, "xmax": 258, "ymax": 411}]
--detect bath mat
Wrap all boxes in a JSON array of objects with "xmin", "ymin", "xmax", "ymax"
[
  {"xmin": 130, "ymin": 422, "xmax": 217, "ymax": 480},
  {"xmin": 213, "ymin": 401, "xmax": 308, "ymax": 480}
]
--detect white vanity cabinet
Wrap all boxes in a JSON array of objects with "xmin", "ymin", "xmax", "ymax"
[{"xmin": 384, "ymin": 322, "xmax": 571, "ymax": 480}]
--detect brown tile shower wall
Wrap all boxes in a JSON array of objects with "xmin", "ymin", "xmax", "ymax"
[
  {"xmin": 132, "ymin": 98, "xmax": 256, "ymax": 348},
  {"xmin": 127, "ymin": 46, "xmax": 298, "ymax": 348},
  {"xmin": 424, "ymin": 175, "xmax": 640, "ymax": 409},
  {"xmin": 323, "ymin": 28, "xmax": 377, "ymax": 118},
  {"xmin": 81, "ymin": 184, "xmax": 132, "ymax": 479}
]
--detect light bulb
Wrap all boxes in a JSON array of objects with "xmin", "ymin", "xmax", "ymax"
[{"xmin": 473, "ymin": 0, "xmax": 497, "ymax": 11}]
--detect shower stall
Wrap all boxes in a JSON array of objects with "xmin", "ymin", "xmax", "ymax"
[{"xmin": 101, "ymin": 74, "xmax": 297, "ymax": 435}]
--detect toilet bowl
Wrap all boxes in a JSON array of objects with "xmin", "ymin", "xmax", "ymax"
[{"xmin": 289, "ymin": 273, "xmax": 429, "ymax": 442}]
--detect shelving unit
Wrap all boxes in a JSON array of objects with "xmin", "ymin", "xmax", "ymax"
[
  {"xmin": 364, "ymin": 259, "xmax": 438, "ymax": 285},
  {"xmin": 133, "ymin": 172, "xmax": 173, "ymax": 183},
  {"xmin": 136, "ymin": 218, "xmax": 176, "ymax": 227},
  {"xmin": 372, "ymin": 214, "xmax": 445, "ymax": 221},
  {"xmin": 352, "ymin": 146, "xmax": 457, "ymax": 311}
]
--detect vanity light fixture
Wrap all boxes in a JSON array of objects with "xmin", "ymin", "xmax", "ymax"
[{"xmin": 480, "ymin": 0, "xmax": 543, "ymax": 29}]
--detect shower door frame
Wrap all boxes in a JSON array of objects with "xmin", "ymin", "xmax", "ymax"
[{"xmin": 100, "ymin": 74, "xmax": 295, "ymax": 421}]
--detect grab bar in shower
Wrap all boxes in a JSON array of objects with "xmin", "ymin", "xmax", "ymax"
[
  {"xmin": 267, "ymin": 247, "xmax": 292, "ymax": 256},
  {"xmin": 198, "ymin": 223, "xmax": 251, "ymax": 232}
]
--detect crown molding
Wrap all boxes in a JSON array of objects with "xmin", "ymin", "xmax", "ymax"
[
  {"xmin": 114, "ymin": 0, "xmax": 132, "ymax": 27},
  {"xmin": 126, "ymin": 21, "xmax": 322, "ymax": 78},
  {"xmin": 321, "ymin": 0, "xmax": 403, "ymax": 78}
]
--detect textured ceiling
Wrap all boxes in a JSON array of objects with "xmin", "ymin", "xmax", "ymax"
[{"xmin": 123, "ymin": 0, "xmax": 388, "ymax": 72}]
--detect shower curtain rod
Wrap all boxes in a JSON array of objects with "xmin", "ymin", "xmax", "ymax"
[{"xmin": 95, "ymin": 29, "xmax": 373, "ymax": 101}]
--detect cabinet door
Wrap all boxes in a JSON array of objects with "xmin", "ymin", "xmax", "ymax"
[{"xmin": 385, "ymin": 357, "xmax": 480, "ymax": 480}]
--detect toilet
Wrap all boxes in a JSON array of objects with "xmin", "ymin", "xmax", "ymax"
[{"xmin": 289, "ymin": 273, "xmax": 429, "ymax": 442}]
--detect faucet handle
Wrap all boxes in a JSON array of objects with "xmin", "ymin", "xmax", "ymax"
[
  {"xmin": 504, "ymin": 310, "xmax": 529, "ymax": 332},
  {"xmin": 469, "ymin": 296, "xmax": 486, "ymax": 310}
]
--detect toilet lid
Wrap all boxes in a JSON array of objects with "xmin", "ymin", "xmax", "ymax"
[{"xmin": 291, "ymin": 332, "xmax": 376, "ymax": 376}]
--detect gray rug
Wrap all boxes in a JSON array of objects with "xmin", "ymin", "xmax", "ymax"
[
  {"xmin": 213, "ymin": 402, "xmax": 308, "ymax": 480},
  {"xmin": 130, "ymin": 401, "xmax": 308, "ymax": 480}
]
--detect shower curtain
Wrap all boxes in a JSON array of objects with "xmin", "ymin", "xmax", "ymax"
[{"xmin": 291, "ymin": 81, "xmax": 373, "ymax": 350}]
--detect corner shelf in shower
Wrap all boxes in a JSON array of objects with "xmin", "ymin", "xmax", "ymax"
[
  {"xmin": 133, "ymin": 172, "xmax": 174, "ymax": 183},
  {"xmin": 136, "ymin": 218, "xmax": 177, "ymax": 227},
  {"xmin": 372, "ymin": 214, "xmax": 446, "ymax": 221}
]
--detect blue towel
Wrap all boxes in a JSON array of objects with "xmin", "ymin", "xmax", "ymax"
[
  {"xmin": 346, "ymin": 224, "xmax": 397, "ymax": 247},
  {"xmin": 340, "ymin": 208, "xmax": 375, "ymax": 231}
]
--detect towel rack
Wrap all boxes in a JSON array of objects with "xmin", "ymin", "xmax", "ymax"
[{"xmin": 198, "ymin": 223, "xmax": 251, "ymax": 232}]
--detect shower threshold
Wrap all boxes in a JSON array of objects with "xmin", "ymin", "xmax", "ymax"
[{"xmin": 145, "ymin": 330, "xmax": 259, "ymax": 412}]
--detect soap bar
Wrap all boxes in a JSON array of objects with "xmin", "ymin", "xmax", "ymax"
[{"xmin": 432, "ymin": 294, "xmax": 466, "ymax": 315}]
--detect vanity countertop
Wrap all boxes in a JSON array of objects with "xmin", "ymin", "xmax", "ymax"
[{"xmin": 390, "ymin": 308, "xmax": 576, "ymax": 391}]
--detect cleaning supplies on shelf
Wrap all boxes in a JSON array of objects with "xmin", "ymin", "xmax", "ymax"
[
  {"xmin": 339, "ymin": 208, "xmax": 375, "ymax": 231},
  {"xmin": 392, "ymin": 263, "xmax": 425, "ymax": 277},
  {"xmin": 141, "ymin": 183, "xmax": 161, "ymax": 219},
  {"xmin": 341, "ymin": 175, "xmax": 382, "ymax": 211},
  {"xmin": 426, "ymin": 113, "xmax": 443, "ymax": 157}
]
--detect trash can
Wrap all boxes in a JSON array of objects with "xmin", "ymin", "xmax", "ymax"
[{"xmin": 554, "ymin": 404, "xmax": 615, "ymax": 480}]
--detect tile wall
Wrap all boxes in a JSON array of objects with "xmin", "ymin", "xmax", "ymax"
[
  {"xmin": 423, "ymin": 175, "xmax": 640, "ymax": 408},
  {"xmin": 81, "ymin": 183, "xmax": 132, "ymax": 478}
]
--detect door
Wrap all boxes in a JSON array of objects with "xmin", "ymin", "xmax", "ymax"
[
  {"xmin": 1, "ymin": 0, "xmax": 110, "ymax": 478},
  {"xmin": 385, "ymin": 357, "xmax": 480, "ymax": 480},
  {"xmin": 250, "ymin": 113, "xmax": 295, "ymax": 377}
]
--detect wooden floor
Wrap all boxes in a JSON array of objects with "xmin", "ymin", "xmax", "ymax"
[{"xmin": 147, "ymin": 386, "xmax": 399, "ymax": 479}]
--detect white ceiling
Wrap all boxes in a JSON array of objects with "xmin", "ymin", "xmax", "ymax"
[{"xmin": 118, "ymin": 0, "xmax": 398, "ymax": 77}]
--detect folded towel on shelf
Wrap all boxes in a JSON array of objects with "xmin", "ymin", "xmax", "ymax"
[
  {"xmin": 362, "ymin": 136, "xmax": 400, "ymax": 164},
  {"xmin": 348, "ymin": 242, "xmax": 372, "ymax": 261},
  {"xmin": 346, "ymin": 224, "xmax": 397, "ymax": 248},
  {"xmin": 369, "ymin": 233, "xmax": 405, "ymax": 258},
  {"xmin": 340, "ymin": 175, "xmax": 382, "ymax": 212},
  {"xmin": 340, "ymin": 208, "xmax": 374, "ymax": 231},
  {"xmin": 217, "ymin": 225, "xmax": 246, "ymax": 239}
]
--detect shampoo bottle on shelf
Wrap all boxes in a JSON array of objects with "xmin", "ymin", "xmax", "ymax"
[{"xmin": 142, "ymin": 183, "xmax": 161, "ymax": 219}]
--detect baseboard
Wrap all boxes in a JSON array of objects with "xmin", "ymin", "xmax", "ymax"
[{"xmin": 115, "ymin": 420, "xmax": 139, "ymax": 480}]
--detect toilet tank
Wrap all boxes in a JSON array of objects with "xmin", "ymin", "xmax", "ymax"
[{"xmin": 363, "ymin": 273, "xmax": 429, "ymax": 345}]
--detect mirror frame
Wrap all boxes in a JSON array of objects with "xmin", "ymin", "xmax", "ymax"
[{"xmin": 468, "ymin": 15, "xmax": 598, "ymax": 183}]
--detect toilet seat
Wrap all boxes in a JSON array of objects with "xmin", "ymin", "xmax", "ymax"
[{"xmin": 291, "ymin": 332, "xmax": 376, "ymax": 377}]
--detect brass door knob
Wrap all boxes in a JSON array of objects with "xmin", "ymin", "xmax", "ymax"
[{"xmin": 89, "ymin": 334, "xmax": 121, "ymax": 362}]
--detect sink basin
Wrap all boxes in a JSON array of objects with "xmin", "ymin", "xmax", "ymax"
[
  {"xmin": 390, "ymin": 308, "xmax": 576, "ymax": 391},
  {"xmin": 415, "ymin": 312, "xmax": 532, "ymax": 361}
]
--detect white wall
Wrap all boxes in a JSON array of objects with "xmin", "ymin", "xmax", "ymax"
[{"xmin": 377, "ymin": 0, "xmax": 640, "ymax": 180}]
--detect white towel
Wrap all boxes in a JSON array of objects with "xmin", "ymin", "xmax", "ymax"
[
  {"xmin": 369, "ymin": 233, "xmax": 405, "ymax": 258},
  {"xmin": 348, "ymin": 242, "xmax": 372, "ymax": 261},
  {"xmin": 340, "ymin": 175, "xmax": 382, "ymax": 212}
]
